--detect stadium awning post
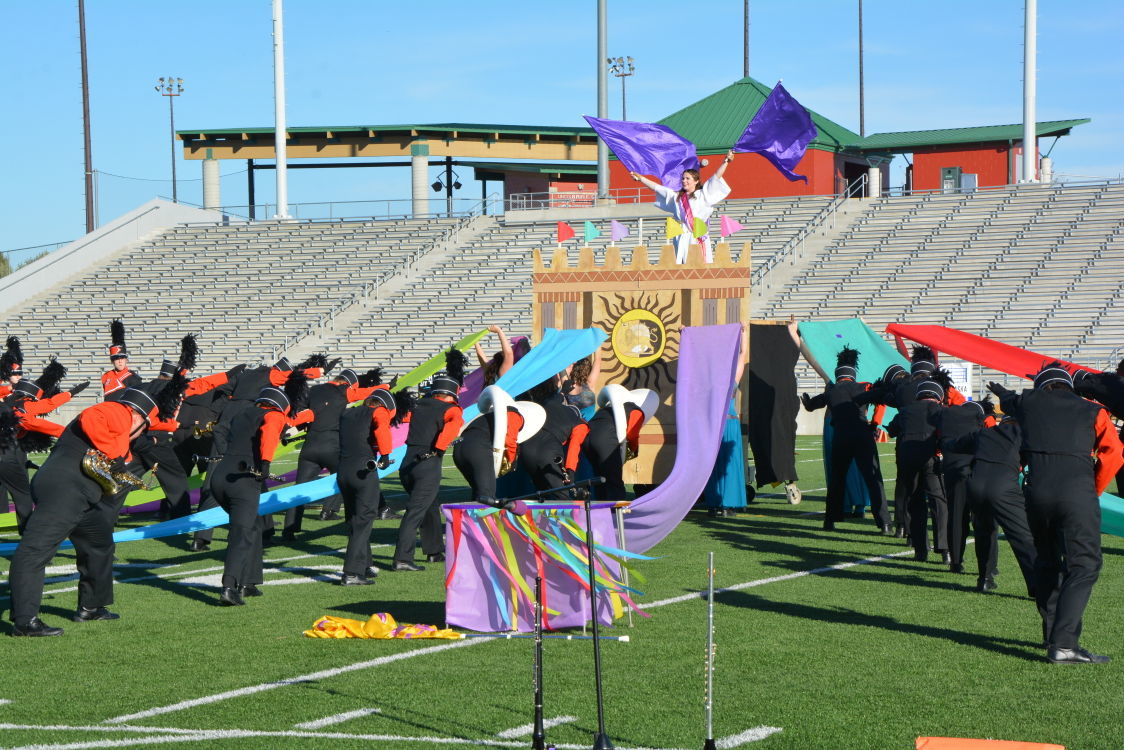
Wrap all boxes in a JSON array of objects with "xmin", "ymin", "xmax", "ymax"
[
  {"xmin": 247, "ymin": 160, "xmax": 256, "ymax": 220},
  {"xmin": 1021, "ymin": 0, "xmax": 1038, "ymax": 183},
  {"xmin": 596, "ymin": 0, "xmax": 609, "ymax": 203},
  {"xmin": 272, "ymin": 0, "xmax": 291, "ymax": 219}
]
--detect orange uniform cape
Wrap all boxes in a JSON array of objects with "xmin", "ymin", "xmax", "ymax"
[{"xmin": 304, "ymin": 613, "xmax": 460, "ymax": 640}]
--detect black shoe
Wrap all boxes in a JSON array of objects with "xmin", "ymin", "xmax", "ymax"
[
  {"xmin": 190, "ymin": 538, "xmax": 210, "ymax": 552},
  {"xmin": 340, "ymin": 574, "xmax": 374, "ymax": 586},
  {"xmin": 949, "ymin": 563, "xmax": 964, "ymax": 574},
  {"xmin": 880, "ymin": 523, "xmax": 893, "ymax": 536},
  {"xmin": 913, "ymin": 550, "xmax": 929, "ymax": 562},
  {"xmin": 12, "ymin": 617, "xmax": 64, "ymax": 637},
  {"xmin": 823, "ymin": 519, "xmax": 836, "ymax": 531},
  {"xmin": 376, "ymin": 507, "xmax": 402, "ymax": 521},
  {"xmin": 219, "ymin": 587, "xmax": 245, "ymax": 606},
  {"xmin": 426, "ymin": 553, "xmax": 445, "ymax": 563},
  {"xmin": 1047, "ymin": 646, "xmax": 1110, "ymax": 664},
  {"xmin": 393, "ymin": 561, "xmax": 425, "ymax": 572},
  {"xmin": 319, "ymin": 510, "xmax": 341, "ymax": 521},
  {"xmin": 976, "ymin": 577, "xmax": 998, "ymax": 592},
  {"xmin": 240, "ymin": 585, "xmax": 263, "ymax": 598},
  {"xmin": 72, "ymin": 606, "xmax": 120, "ymax": 622},
  {"xmin": 281, "ymin": 530, "xmax": 297, "ymax": 543},
  {"xmin": 894, "ymin": 527, "xmax": 906, "ymax": 539},
  {"xmin": 940, "ymin": 551, "xmax": 952, "ymax": 565},
  {"xmin": 363, "ymin": 566, "xmax": 380, "ymax": 579}
]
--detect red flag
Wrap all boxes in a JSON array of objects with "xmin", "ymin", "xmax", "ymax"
[{"xmin": 557, "ymin": 221, "xmax": 575, "ymax": 244}]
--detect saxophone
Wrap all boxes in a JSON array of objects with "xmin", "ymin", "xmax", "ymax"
[
  {"xmin": 624, "ymin": 444, "xmax": 638, "ymax": 463},
  {"xmin": 192, "ymin": 420, "xmax": 216, "ymax": 439},
  {"xmin": 498, "ymin": 452, "xmax": 513, "ymax": 477},
  {"xmin": 81, "ymin": 449, "xmax": 146, "ymax": 495}
]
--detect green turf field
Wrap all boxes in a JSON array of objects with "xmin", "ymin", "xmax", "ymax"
[{"xmin": 1, "ymin": 436, "xmax": 1121, "ymax": 749}]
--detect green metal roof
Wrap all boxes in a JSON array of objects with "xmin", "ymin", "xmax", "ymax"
[
  {"xmin": 855, "ymin": 119, "xmax": 1090, "ymax": 152},
  {"xmin": 657, "ymin": 76, "xmax": 861, "ymax": 155},
  {"xmin": 177, "ymin": 123, "xmax": 596, "ymax": 140}
]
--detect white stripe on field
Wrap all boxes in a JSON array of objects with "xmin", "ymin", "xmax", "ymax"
[
  {"xmin": 0, "ymin": 699, "xmax": 11, "ymax": 706},
  {"xmin": 0, "ymin": 722, "xmax": 779, "ymax": 750},
  {"xmin": 102, "ymin": 638, "xmax": 491, "ymax": 725},
  {"xmin": 293, "ymin": 707, "xmax": 381, "ymax": 730},
  {"xmin": 495, "ymin": 715, "xmax": 577, "ymax": 738}
]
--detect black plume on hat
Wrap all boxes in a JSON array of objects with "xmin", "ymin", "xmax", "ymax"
[
  {"xmin": 109, "ymin": 319, "xmax": 129, "ymax": 360},
  {"xmin": 1033, "ymin": 361, "xmax": 1073, "ymax": 391},
  {"xmin": 178, "ymin": 334, "xmax": 198, "ymax": 373},
  {"xmin": 1, "ymin": 336, "xmax": 24, "ymax": 379},
  {"xmin": 391, "ymin": 388, "xmax": 416, "ymax": 427},
  {"xmin": 154, "ymin": 371, "xmax": 190, "ymax": 421},
  {"xmin": 35, "ymin": 358, "xmax": 68, "ymax": 398},
  {"xmin": 284, "ymin": 369, "xmax": 311, "ymax": 413},
  {"xmin": 973, "ymin": 395, "xmax": 996, "ymax": 416},
  {"xmin": 297, "ymin": 353, "xmax": 328, "ymax": 371},
  {"xmin": 910, "ymin": 345, "xmax": 936, "ymax": 374},
  {"xmin": 834, "ymin": 345, "xmax": 859, "ymax": 379},
  {"xmin": 357, "ymin": 368, "xmax": 383, "ymax": 388},
  {"xmin": 445, "ymin": 348, "xmax": 467, "ymax": 384},
  {"xmin": 929, "ymin": 367, "xmax": 953, "ymax": 399}
]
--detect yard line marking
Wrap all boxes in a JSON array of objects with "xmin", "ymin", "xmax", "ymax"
[
  {"xmin": 0, "ymin": 699, "xmax": 11, "ymax": 706},
  {"xmin": 495, "ymin": 715, "xmax": 577, "ymax": 738},
  {"xmin": 293, "ymin": 707, "xmax": 381, "ymax": 730},
  {"xmin": 715, "ymin": 727, "xmax": 784, "ymax": 747},
  {"xmin": 642, "ymin": 548, "xmax": 916, "ymax": 610},
  {"xmin": 0, "ymin": 722, "xmax": 778, "ymax": 750},
  {"xmin": 102, "ymin": 638, "xmax": 491, "ymax": 725}
]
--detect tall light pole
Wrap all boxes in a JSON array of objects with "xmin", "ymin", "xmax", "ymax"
[
  {"xmin": 743, "ymin": 0, "xmax": 750, "ymax": 78},
  {"xmin": 596, "ymin": 0, "xmax": 608, "ymax": 201},
  {"xmin": 154, "ymin": 76, "xmax": 183, "ymax": 203},
  {"xmin": 1022, "ymin": 0, "xmax": 1037, "ymax": 182},
  {"xmin": 858, "ymin": 0, "xmax": 865, "ymax": 137},
  {"xmin": 79, "ymin": 0, "xmax": 94, "ymax": 233},
  {"xmin": 608, "ymin": 57, "xmax": 635, "ymax": 120},
  {"xmin": 272, "ymin": 0, "xmax": 291, "ymax": 218}
]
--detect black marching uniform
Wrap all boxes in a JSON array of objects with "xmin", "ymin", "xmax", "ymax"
[
  {"xmin": 337, "ymin": 390, "xmax": 396, "ymax": 583},
  {"xmin": 886, "ymin": 391, "xmax": 946, "ymax": 559},
  {"xmin": 584, "ymin": 403, "xmax": 644, "ymax": 501},
  {"xmin": 936, "ymin": 402, "xmax": 987, "ymax": 572},
  {"xmin": 518, "ymin": 391, "xmax": 588, "ymax": 500}
]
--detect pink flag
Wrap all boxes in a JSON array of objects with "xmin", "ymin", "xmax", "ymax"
[
  {"xmin": 557, "ymin": 221, "xmax": 575, "ymax": 244},
  {"xmin": 719, "ymin": 215, "xmax": 744, "ymax": 237},
  {"xmin": 610, "ymin": 220, "xmax": 629, "ymax": 242}
]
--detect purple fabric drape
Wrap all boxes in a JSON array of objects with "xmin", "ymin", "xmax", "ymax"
[
  {"xmin": 583, "ymin": 116, "xmax": 700, "ymax": 189},
  {"xmin": 732, "ymin": 82, "xmax": 817, "ymax": 183},
  {"xmin": 623, "ymin": 324, "xmax": 742, "ymax": 553}
]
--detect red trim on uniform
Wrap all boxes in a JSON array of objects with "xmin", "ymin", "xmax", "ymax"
[
  {"xmin": 871, "ymin": 403, "xmax": 886, "ymax": 428},
  {"xmin": 77, "ymin": 401, "xmax": 136, "ymax": 460},
  {"xmin": 504, "ymin": 410, "xmax": 524, "ymax": 464},
  {"xmin": 148, "ymin": 416, "xmax": 180, "ymax": 433},
  {"xmin": 21, "ymin": 391, "xmax": 71, "ymax": 417},
  {"xmin": 625, "ymin": 408, "xmax": 645, "ymax": 455},
  {"xmin": 983, "ymin": 415, "xmax": 998, "ymax": 428},
  {"xmin": 346, "ymin": 383, "xmax": 381, "ymax": 403},
  {"xmin": 258, "ymin": 408, "xmax": 290, "ymax": 462},
  {"xmin": 1093, "ymin": 408, "xmax": 1124, "ymax": 495},
  {"xmin": 371, "ymin": 406, "xmax": 394, "ymax": 456},
  {"xmin": 434, "ymin": 405, "xmax": 465, "ymax": 452},
  {"xmin": 185, "ymin": 371, "xmax": 229, "ymax": 397},
  {"xmin": 564, "ymin": 423, "xmax": 590, "ymax": 473}
]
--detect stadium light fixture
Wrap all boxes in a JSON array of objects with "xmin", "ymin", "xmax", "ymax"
[
  {"xmin": 608, "ymin": 56, "xmax": 635, "ymax": 120},
  {"xmin": 154, "ymin": 76, "xmax": 185, "ymax": 203}
]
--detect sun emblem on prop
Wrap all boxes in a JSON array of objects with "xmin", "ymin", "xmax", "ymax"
[{"xmin": 601, "ymin": 293, "xmax": 680, "ymax": 389}]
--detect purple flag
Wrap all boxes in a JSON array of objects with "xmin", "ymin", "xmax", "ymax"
[
  {"xmin": 583, "ymin": 115, "xmax": 700, "ymax": 189},
  {"xmin": 610, "ymin": 219, "xmax": 629, "ymax": 242},
  {"xmin": 732, "ymin": 82, "xmax": 817, "ymax": 183}
]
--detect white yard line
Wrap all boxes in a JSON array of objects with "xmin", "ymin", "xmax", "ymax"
[
  {"xmin": 495, "ymin": 715, "xmax": 577, "ymax": 738},
  {"xmin": 0, "ymin": 722, "xmax": 778, "ymax": 750},
  {"xmin": 292, "ymin": 707, "xmax": 381, "ymax": 730}
]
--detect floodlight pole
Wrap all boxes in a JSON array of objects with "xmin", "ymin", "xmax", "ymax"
[
  {"xmin": 857, "ymin": 0, "xmax": 865, "ymax": 138},
  {"xmin": 1021, "ymin": 0, "xmax": 1037, "ymax": 182},
  {"xmin": 78, "ymin": 0, "xmax": 95, "ymax": 232},
  {"xmin": 743, "ymin": 0, "xmax": 750, "ymax": 78},
  {"xmin": 154, "ymin": 77, "xmax": 184, "ymax": 203},
  {"xmin": 272, "ymin": 0, "xmax": 291, "ymax": 218},
  {"xmin": 596, "ymin": 0, "xmax": 609, "ymax": 202}
]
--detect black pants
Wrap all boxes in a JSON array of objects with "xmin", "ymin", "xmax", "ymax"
[
  {"xmin": 518, "ymin": 433, "xmax": 569, "ymax": 501},
  {"xmin": 1024, "ymin": 454, "xmax": 1102, "ymax": 649},
  {"xmin": 967, "ymin": 461, "xmax": 1037, "ymax": 592},
  {"xmin": 826, "ymin": 428, "xmax": 889, "ymax": 526},
  {"xmin": 896, "ymin": 442, "xmax": 947, "ymax": 554},
  {"xmin": 284, "ymin": 436, "xmax": 340, "ymax": 533},
  {"xmin": 584, "ymin": 425, "xmax": 626, "ymax": 501},
  {"xmin": 136, "ymin": 438, "xmax": 190, "ymax": 519},
  {"xmin": 944, "ymin": 458, "xmax": 974, "ymax": 567},
  {"xmin": 8, "ymin": 459, "xmax": 116, "ymax": 624},
  {"xmin": 339, "ymin": 462, "xmax": 381, "ymax": 575},
  {"xmin": 394, "ymin": 447, "xmax": 445, "ymax": 563},
  {"xmin": 212, "ymin": 462, "xmax": 264, "ymax": 589},
  {"xmin": 453, "ymin": 439, "xmax": 497, "ymax": 500},
  {"xmin": 0, "ymin": 447, "xmax": 33, "ymax": 534}
]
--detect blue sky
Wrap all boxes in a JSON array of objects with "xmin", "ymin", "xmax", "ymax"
[{"xmin": 2, "ymin": 1, "xmax": 1121, "ymax": 255}]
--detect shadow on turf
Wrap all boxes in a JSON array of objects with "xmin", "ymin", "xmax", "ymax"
[
  {"xmin": 325, "ymin": 597, "xmax": 446, "ymax": 623},
  {"xmin": 719, "ymin": 589, "xmax": 1044, "ymax": 660}
]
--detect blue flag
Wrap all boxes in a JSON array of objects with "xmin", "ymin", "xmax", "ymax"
[
  {"xmin": 732, "ymin": 82, "xmax": 817, "ymax": 183},
  {"xmin": 583, "ymin": 115, "xmax": 700, "ymax": 189}
]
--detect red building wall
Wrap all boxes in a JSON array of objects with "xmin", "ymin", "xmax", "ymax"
[
  {"xmin": 607, "ymin": 148, "xmax": 845, "ymax": 200},
  {"xmin": 911, "ymin": 142, "xmax": 1016, "ymax": 191}
]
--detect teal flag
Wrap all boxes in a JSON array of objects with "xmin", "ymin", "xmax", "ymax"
[
  {"xmin": 583, "ymin": 220, "xmax": 601, "ymax": 244},
  {"xmin": 798, "ymin": 318, "xmax": 908, "ymax": 515}
]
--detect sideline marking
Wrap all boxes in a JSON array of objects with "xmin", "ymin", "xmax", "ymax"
[
  {"xmin": 0, "ymin": 722, "xmax": 781, "ymax": 750},
  {"xmin": 103, "ymin": 638, "xmax": 490, "ymax": 725},
  {"xmin": 293, "ymin": 707, "xmax": 381, "ymax": 730},
  {"xmin": 0, "ymin": 699, "xmax": 11, "ymax": 706},
  {"xmin": 496, "ymin": 715, "xmax": 577, "ymax": 738}
]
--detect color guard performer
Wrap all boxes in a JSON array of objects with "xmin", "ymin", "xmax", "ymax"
[
  {"xmin": 583, "ymin": 384, "xmax": 658, "ymax": 501},
  {"xmin": 453, "ymin": 385, "xmax": 544, "ymax": 512}
]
